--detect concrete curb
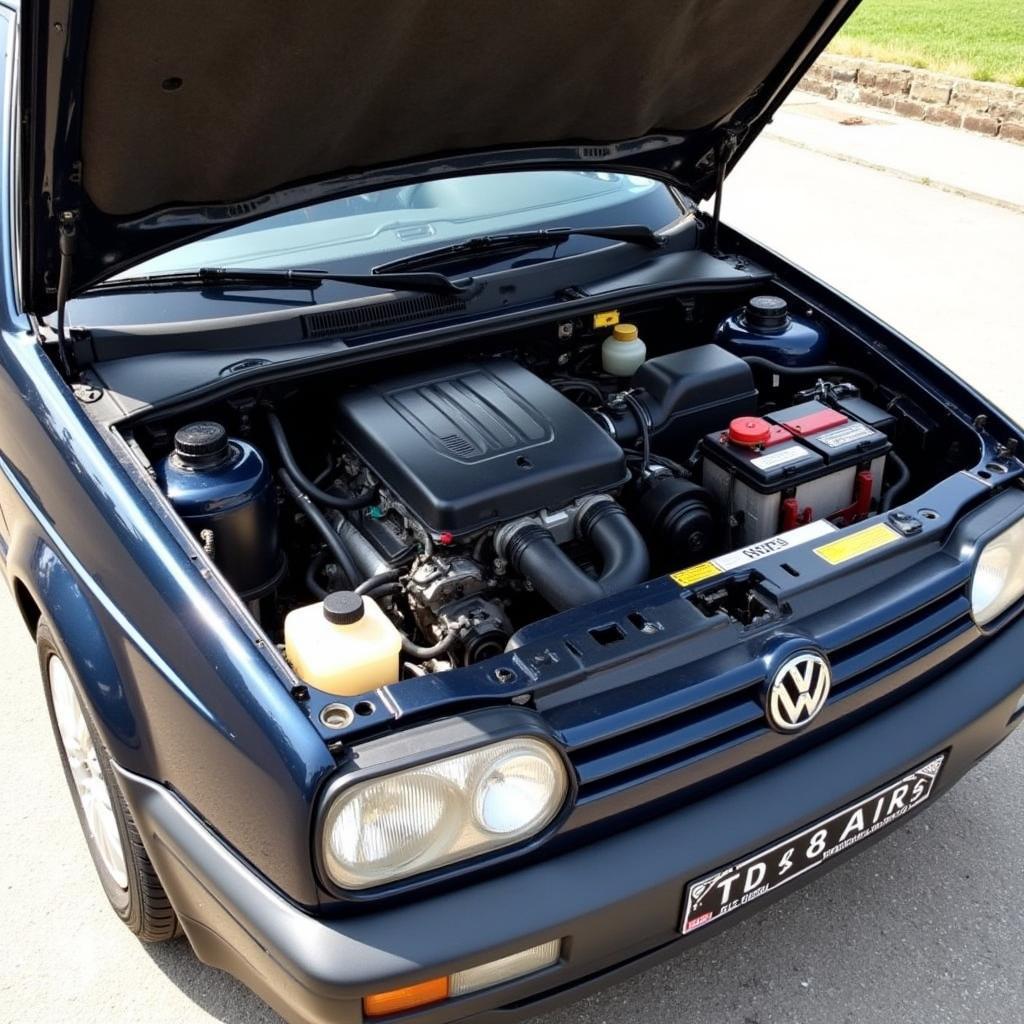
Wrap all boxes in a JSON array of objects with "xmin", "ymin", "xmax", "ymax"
[
  {"xmin": 801, "ymin": 54, "xmax": 1024, "ymax": 145},
  {"xmin": 763, "ymin": 129, "xmax": 1024, "ymax": 216}
]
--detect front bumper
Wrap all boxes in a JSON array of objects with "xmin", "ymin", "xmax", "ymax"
[{"xmin": 116, "ymin": 615, "xmax": 1024, "ymax": 1024}]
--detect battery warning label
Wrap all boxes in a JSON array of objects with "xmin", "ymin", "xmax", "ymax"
[
  {"xmin": 814, "ymin": 523, "xmax": 901, "ymax": 565},
  {"xmin": 749, "ymin": 444, "xmax": 813, "ymax": 471},
  {"xmin": 671, "ymin": 561, "xmax": 723, "ymax": 587},
  {"xmin": 671, "ymin": 520, "xmax": 837, "ymax": 588},
  {"xmin": 815, "ymin": 422, "xmax": 877, "ymax": 449}
]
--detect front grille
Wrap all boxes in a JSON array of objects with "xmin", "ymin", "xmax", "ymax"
[
  {"xmin": 829, "ymin": 590, "xmax": 973, "ymax": 697},
  {"xmin": 562, "ymin": 586, "xmax": 974, "ymax": 806}
]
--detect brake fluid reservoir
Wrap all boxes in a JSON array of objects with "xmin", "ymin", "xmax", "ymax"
[
  {"xmin": 285, "ymin": 592, "xmax": 403, "ymax": 696},
  {"xmin": 601, "ymin": 323, "xmax": 647, "ymax": 376},
  {"xmin": 715, "ymin": 296, "xmax": 828, "ymax": 367}
]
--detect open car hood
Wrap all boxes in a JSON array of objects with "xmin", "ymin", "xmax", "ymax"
[{"xmin": 20, "ymin": 0, "xmax": 860, "ymax": 315}]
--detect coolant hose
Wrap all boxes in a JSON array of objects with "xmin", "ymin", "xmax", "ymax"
[
  {"xmin": 500, "ymin": 500, "xmax": 650, "ymax": 612},
  {"xmin": 277, "ymin": 470, "xmax": 361, "ymax": 589},
  {"xmin": 401, "ymin": 630, "xmax": 459, "ymax": 660},
  {"xmin": 355, "ymin": 569, "xmax": 402, "ymax": 595},
  {"xmin": 267, "ymin": 411, "xmax": 373, "ymax": 510},
  {"xmin": 305, "ymin": 551, "xmax": 328, "ymax": 599},
  {"xmin": 880, "ymin": 452, "xmax": 911, "ymax": 511}
]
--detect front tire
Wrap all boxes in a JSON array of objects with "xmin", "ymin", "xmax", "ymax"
[{"xmin": 39, "ymin": 621, "xmax": 178, "ymax": 942}]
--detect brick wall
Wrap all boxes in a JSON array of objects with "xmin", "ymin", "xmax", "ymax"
[{"xmin": 801, "ymin": 54, "xmax": 1024, "ymax": 144}]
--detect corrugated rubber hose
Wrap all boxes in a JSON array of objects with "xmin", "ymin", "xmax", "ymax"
[{"xmin": 500, "ymin": 499, "xmax": 650, "ymax": 611}]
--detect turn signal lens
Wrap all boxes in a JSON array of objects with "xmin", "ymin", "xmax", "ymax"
[
  {"xmin": 971, "ymin": 517, "xmax": 1024, "ymax": 626},
  {"xmin": 363, "ymin": 977, "xmax": 449, "ymax": 1017},
  {"xmin": 449, "ymin": 939, "xmax": 562, "ymax": 996},
  {"xmin": 362, "ymin": 940, "xmax": 562, "ymax": 1016},
  {"xmin": 322, "ymin": 737, "xmax": 568, "ymax": 889}
]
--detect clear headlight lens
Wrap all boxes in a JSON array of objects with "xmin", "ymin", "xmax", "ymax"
[
  {"xmin": 971, "ymin": 517, "xmax": 1024, "ymax": 626},
  {"xmin": 322, "ymin": 737, "xmax": 569, "ymax": 889}
]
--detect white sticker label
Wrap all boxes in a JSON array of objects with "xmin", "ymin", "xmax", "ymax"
[
  {"xmin": 816, "ymin": 422, "xmax": 875, "ymax": 448},
  {"xmin": 713, "ymin": 519, "xmax": 837, "ymax": 572},
  {"xmin": 671, "ymin": 519, "xmax": 838, "ymax": 587},
  {"xmin": 750, "ymin": 444, "xmax": 813, "ymax": 471}
]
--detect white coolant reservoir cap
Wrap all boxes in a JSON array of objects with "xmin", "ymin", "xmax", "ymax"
[{"xmin": 323, "ymin": 591, "xmax": 365, "ymax": 625}]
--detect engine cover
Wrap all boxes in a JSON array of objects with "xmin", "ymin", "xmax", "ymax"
[{"xmin": 336, "ymin": 360, "xmax": 627, "ymax": 535}]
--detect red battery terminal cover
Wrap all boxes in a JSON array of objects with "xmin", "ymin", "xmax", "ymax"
[
  {"xmin": 780, "ymin": 408, "xmax": 849, "ymax": 436},
  {"xmin": 833, "ymin": 469, "xmax": 875, "ymax": 526},
  {"xmin": 727, "ymin": 417, "xmax": 791, "ymax": 448},
  {"xmin": 781, "ymin": 497, "xmax": 814, "ymax": 531}
]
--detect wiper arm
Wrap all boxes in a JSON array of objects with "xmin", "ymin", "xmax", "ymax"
[
  {"xmin": 373, "ymin": 224, "xmax": 665, "ymax": 274},
  {"xmin": 89, "ymin": 266, "xmax": 469, "ymax": 296}
]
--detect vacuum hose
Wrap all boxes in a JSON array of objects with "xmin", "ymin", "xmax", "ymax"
[
  {"xmin": 498, "ymin": 498, "xmax": 650, "ymax": 612},
  {"xmin": 267, "ymin": 411, "xmax": 373, "ymax": 510},
  {"xmin": 277, "ymin": 470, "xmax": 362, "ymax": 589},
  {"xmin": 741, "ymin": 355, "xmax": 875, "ymax": 390}
]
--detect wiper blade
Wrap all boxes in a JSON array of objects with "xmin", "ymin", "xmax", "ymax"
[
  {"xmin": 89, "ymin": 266, "xmax": 469, "ymax": 296},
  {"xmin": 373, "ymin": 224, "xmax": 665, "ymax": 274}
]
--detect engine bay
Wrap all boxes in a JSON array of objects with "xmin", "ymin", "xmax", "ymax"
[{"xmin": 126, "ymin": 288, "xmax": 980, "ymax": 693}]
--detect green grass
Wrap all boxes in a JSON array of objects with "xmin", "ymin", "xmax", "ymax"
[{"xmin": 831, "ymin": 0, "xmax": 1024, "ymax": 87}]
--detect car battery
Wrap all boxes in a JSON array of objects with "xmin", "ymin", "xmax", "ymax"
[{"xmin": 701, "ymin": 401, "xmax": 890, "ymax": 544}]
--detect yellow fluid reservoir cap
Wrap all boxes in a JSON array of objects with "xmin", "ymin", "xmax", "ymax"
[{"xmin": 612, "ymin": 323, "xmax": 639, "ymax": 342}]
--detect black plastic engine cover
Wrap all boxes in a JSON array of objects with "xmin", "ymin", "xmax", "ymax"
[{"xmin": 336, "ymin": 360, "xmax": 628, "ymax": 535}]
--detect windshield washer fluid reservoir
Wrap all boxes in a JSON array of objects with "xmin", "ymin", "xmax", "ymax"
[
  {"xmin": 285, "ymin": 592, "xmax": 403, "ymax": 696},
  {"xmin": 601, "ymin": 323, "xmax": 647, "ymax": 376},
  {"xmin": 715, "ymin": 295, "xmax": 828, "ymax": 367}
]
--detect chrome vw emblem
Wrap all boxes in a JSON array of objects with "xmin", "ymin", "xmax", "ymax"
[{"xmin": 765, "ymin": 652, "xmax": 831, "ymax": 732}]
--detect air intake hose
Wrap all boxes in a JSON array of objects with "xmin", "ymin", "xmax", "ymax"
[{"xmin": 499, "ymin": 498, "xmax": 649, "ymax": 612}]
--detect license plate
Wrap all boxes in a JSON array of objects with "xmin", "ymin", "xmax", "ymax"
[{"xmin": 680, "ymin": 754, "xmax": 946, "ymax": 934}]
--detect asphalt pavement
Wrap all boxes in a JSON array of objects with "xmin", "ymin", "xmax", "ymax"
[{"xmin": 1, "ymin": 97, "xmax": 1023, "ymax": 1024}]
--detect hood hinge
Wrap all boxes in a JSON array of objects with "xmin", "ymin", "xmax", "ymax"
[{"xmin": 55, "ymin": 211, "xmax": 79, "ymax": 379}]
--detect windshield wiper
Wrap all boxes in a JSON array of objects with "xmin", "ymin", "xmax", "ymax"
[
  {"xmin": 88, "ymin": 266, "xmax": 469, "ymax": 296},
  {"xmin": 373, "ymin": 224, "xmax": 666, "ymax": 274},
  {"xmin": 87, "ymin": 226, "xmax": 660, "ymax": 296}
]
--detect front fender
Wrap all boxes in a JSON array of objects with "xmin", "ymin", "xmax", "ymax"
[{"xmin": 9, "ymin": 529, "xmax": 141, "ymax": 753}]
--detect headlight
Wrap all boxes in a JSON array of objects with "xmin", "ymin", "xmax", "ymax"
[
  {"xmin": 321, "ymin": 737, "xmax": 569, "ymax": 889},
  {"xmin": 971, "ymin": 516, "xmax": 1024, "ymax": 626}
]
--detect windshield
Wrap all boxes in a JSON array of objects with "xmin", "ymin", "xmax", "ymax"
[{"xmin": 119, "ymin": 171, "xmax": 681, "ymax": 279}]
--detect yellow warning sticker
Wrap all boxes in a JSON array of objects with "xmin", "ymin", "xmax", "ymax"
[
  {"xmin": 593, "ymin": 309, "xmax": 620, "ymax": 329},
  {"xmin": 670, "ymin": 562, "xmax": 722, "ymax": 588},
  {"xmin": 814, "ymin": 523, "xmax": 900, "ymax": 566}
]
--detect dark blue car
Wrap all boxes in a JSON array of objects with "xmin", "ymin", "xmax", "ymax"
[{"xmin": 3, "ymin": 1, "xmax": 1022, "ymax": 1021}]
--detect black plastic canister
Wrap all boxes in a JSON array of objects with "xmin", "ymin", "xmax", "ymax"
[{"xmin": 155, "ymin": 422, "xmax": 281, "ymax": 598}]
